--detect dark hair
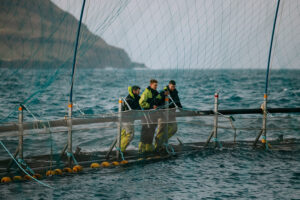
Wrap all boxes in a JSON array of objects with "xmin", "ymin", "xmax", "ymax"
[
  {"xmin": 169, "ymin": 80, "xmax": 176, "ymax": 85},
  {"xmin": 150, "ymin": 79, "xmax": 158, "ymax": 84},
  {"xmin": 132, "ymin": 85, "xmax": 140, "ymax": 91}
]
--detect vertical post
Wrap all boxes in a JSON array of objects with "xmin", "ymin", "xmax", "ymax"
[
  {"xmin": 18, "ymin": 106, "xmax": 24, "ymax": 160},
  {"xmin": 164, "ymin": 96, "xmax": 169, "ymax": 145},
  {"xmin": 116, "ymin": 98, "xmax": 122, "ymax": 160},
  {"xmin": 262, "ymin": 94, "xmax": 268, "ymax": 145},
  {"xmin": 213, "ymin": 93, "xmax": 219, "ymax": 147},
  {"xmin": 67, "ymin": 103, "xmax": 72, "ymax": 166},
  {"xmin": 260, "ymin": 0, "xmax": 280, "ymax": 147},
  {"xmin": 67, "ymin": 0, "xmax": 86, "ymax": 166}
]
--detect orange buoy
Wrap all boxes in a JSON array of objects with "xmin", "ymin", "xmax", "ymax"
[
  {"xmin": 33, "ymin": 174, "xmax": 42, "ymax": 180},
  {"xmin": 73, "ymin": 165, "xmax": 83, "ymax": 172},
  {"xmin": 46, "ymin": 170, "xmax": 55, "ymax": 176},
  {"xmin": 120, "ymin": 160, "xmax": 129, "ymax": 165},
  {"xmin": 101, "ymin": 161, "xmax": 110, "ymax": 167},
  {"xmin": 54, "ymin": 169, "xmax": 63, "ymax": 175},
  {"xmin": 23, "ymin": 175, "xmax": 32, "ymax": 181},
  {"xmin": 90, "ymin": 163, "xmax": 100, "ymax": 168},
  {"xmin": 1, "ymin": 177, "xmax": 12, "ymax": 183},
  {"xmin": 63, "ymin": 167, "xmax": 73, "ymax": 173},
  {"xmin": 13, "ymin": 176, "xmax": 23, "ymax": 181},
  {"xmin": 112, "ymin": 161, "xmax": 120, "ymax": 166},
  {"xmin": 261, "ymin": 139, "xmax": 266, "ymax": 144}
]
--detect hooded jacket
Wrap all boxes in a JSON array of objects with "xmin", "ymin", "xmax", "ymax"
[
  {"xmin": 159, "ymin": 86, "xmax": 182, "ymax": 108},
  {"xmin": 122, "ymin": 86, "xmax": 141, "ymax": 111},
  {"xmin": 139, "ymin": 86, "xmax": 162, "ymax": 110}
]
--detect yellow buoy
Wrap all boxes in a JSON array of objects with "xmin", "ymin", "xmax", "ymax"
[
  {"xmin": 23, "ymin": 175, "xmax": 32, "ymax": 181},
  {"xmin": 120, "ymin": 160, "xmax": 129, "ymax": 165},
  {"xmin": 1, "ymin": 177, "xmax": 12, "ymax": 183},
  {"xmin": 46, "ymin": 170, "xmax": 55, "ymax": 176},
  {"xmin": 90, "ymin": 163, "xmax": 100, "ymax": 168},
  {"xmin": 33, "ymin": 174, "xmax": 42, "ymax": 180},
  {"xmin": 101, "ymin": 161, "xmax": 110, "ymax": 167},
  {"xmin": 63, "ymin": 167, "xmax": 73, "ymax": 173},
  {"xmin": 72, "ymin": 165, "xmax": 83, "ymax": 172},
  {"xmin": 112, "ymin": 161, "xmax": 120, "ymax": 166},
  {"xmin": 13, "ymin": 176, "xmax": 23, "ymax": 181},
  {"xmin": 54, "ymin": 169, "xmax": 63, "ymax": 175}
]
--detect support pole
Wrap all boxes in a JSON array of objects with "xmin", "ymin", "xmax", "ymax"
[
  {"xmin": 164, "ymin": 96, "xmax": 169, "ymax": 145},
  {"xmin": 18, "ymin": 106, "xmax": 24, "ymax": 160},
  {"xmin": 204, "ymin": 93, "xmax": 219, "ymax": 147},
  {"xmin": 67, "ymin": 0, "xmax": 86, "ymax": 166},
  {"xmin": 262, "ymin": 95, "xmax": 268, "ymax": 145},
  {"xmin": 254, "ymin": 0, "xmax": 280, "ymax": 148},
  {"xmin": 67, "ymin": 104, "xmax": 72, "ymax": 166},
  {"xmin": 105, "ymin": 136, "xmax": 117, "ymax": 159},
  {"xmin": 253, "ymin": 96, "xmax": 268, "ymax": 147},
  {"xmin": 116, "ymin": 98, "xmax": 122, "ymax": 160},
  {"xmin": 213, "ymin": 93, "xmax": 219, "ymax": 147}
]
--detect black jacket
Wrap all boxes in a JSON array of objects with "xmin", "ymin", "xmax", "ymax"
[
  {"xmin": 159, "ymin": 86, "xmax": 182, "ymax": 108},
  {"xmin": 122, "ymin": 86, "xmax": 141, "ymax": 111}
]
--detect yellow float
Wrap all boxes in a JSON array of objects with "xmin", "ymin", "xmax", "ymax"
[
  {"xmin": 101, "ymin": 161, "xmax": 110, "ymax": 167},
  {"xmin": 23, "ymin": 175, "xmax": 32, "ymax": 181},
  {"xmin": 54, "ymin": 169, "xmax": 63, "ymax": 175},
  {"xmin": 72, "ymin": 165, "xmax": 83, "ymax": 172},
  {"xmin": 63, "ymin": 167, "xmax": 73, "ymax": 173},
  {"xmin": 112, "ymin": 161, "xmax": 120, "ymax": 166},
  {"xmin": 13, "ymin": 176, "xmax": 23, "ymax": 181},
  {"xmin": 33, "ymin": 174, "xmax": 42, "ymax": 179},
  {"xmin": 120, "ymin": 160, "xmax": 129, "ymax": 165},
  {"xmin": 90, "ymin": 163, "xmax": 100, "ymax": 168},
  {"xmin": 46, "ymin": 170, "xmax": 55, "ymax": 176},
  {"xmin": 1, "ymin": 177, "xmax": 12, "ymax": 183}
]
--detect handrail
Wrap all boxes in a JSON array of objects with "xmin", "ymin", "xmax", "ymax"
[{"xmin": 0, "ymin": 107, "xmax": 300, "ymax": 133}]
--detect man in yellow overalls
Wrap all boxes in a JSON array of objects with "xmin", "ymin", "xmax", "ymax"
[
  {"xmin": 155, "ymin": 80, "xmax": 182, "ymax": 151},
  {"xmin": 120, "ymin": 85, "xmax": 141, "ymax": 152},
  {"xmin": 138, "ymin": 79, "xmax": 162, "ymax": 153}
]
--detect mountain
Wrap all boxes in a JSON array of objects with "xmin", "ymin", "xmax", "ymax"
[{"xmin": 0, "ymin": 0, "xmax": 145, "ymax": 69}]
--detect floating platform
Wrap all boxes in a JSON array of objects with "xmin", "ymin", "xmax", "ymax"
[{"xmin": 1, "ymin": 138, "xmax": 299, "ymax": 178}]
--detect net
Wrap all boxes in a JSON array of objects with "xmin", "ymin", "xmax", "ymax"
[{"xmin": 0, "ymin": 0, "xmax": 299, "ymax": 185}]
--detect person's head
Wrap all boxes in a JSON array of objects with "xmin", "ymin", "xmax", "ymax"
[
  {"xmin": 168, "ymin": 80, "xmax": 176, "ymax": 91},
  {"xmin": 150, "ymin": 79, "xmax": 158, "ymax": 90},
  {"xmin": 132, "ymin": 85, "xmax": 140, "ymax": 95}
]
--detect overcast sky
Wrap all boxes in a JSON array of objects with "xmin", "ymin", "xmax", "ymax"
[{"xmin": 52, "ymin": 0, "xmax": 300, "ymax": 69}]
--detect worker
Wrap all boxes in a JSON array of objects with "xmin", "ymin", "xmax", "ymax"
[
  {"xmin": 155, "ymin": 80, "xmax": 182, "ymax": 151},
  {"xmin": 138, "ymin": 79, "xmax": 162, "ymax": 153},
  {"xmin": 120, "ymin": 85, "xmax": 141, "ymax": 152}
]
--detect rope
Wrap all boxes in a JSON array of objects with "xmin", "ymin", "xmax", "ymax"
[
  {"xmin": 17, "ymin": 158, "xmax": 35, "ymax": 175},
  {"xmin": 22, "ymin": 104, "xmax": 39, "ymax": 121},
  {"xmin": 0, "ymin": 140, "xmax": 54, "ymax": 189},
  {"xmin": 212, "ymin": 137, "xmax": 223, "ymax": 148},
  {"xmin": 73, "ymin": 102, "xmax": 86, "ymax": 116},
  {"xmin": 261, "ymin": 136, "xmax": 269, "ymax": 150},
  {"xmin": 115, "ymin": 147, "xmax": 125, "ymax": 161},
  {"xmin": 47, "ymin": 121, "xmax": 53, "ymax": 170},
  {"xmin": 66, "ymin": 152, "xmax": 79, "ymax": 165},
  {"xmin": 164, "ymin": 143, "xmax": 176, "ymax": 156}
]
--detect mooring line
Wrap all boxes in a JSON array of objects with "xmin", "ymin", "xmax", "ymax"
[{"xmin": 0, "ymin": 140, "xmax": 55, "ymax": 189}]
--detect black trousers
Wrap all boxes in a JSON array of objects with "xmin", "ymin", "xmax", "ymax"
[{"xmin": 140, "ymin": 112, "xmax": 158, "ymax": 144}]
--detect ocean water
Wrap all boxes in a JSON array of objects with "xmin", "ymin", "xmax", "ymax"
[{"xmin": 0, "ymin": 68, "xmax": 300, "ymax": 199}]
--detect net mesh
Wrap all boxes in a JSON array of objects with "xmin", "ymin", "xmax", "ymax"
[{"xmin": 0, "ymin": 0, "xmax": 299, "ymax": 179}]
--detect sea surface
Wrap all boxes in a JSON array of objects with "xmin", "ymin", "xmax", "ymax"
[{"xmin": 0, "ymin": 68, "xmax": 299, "ymax": 199}]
